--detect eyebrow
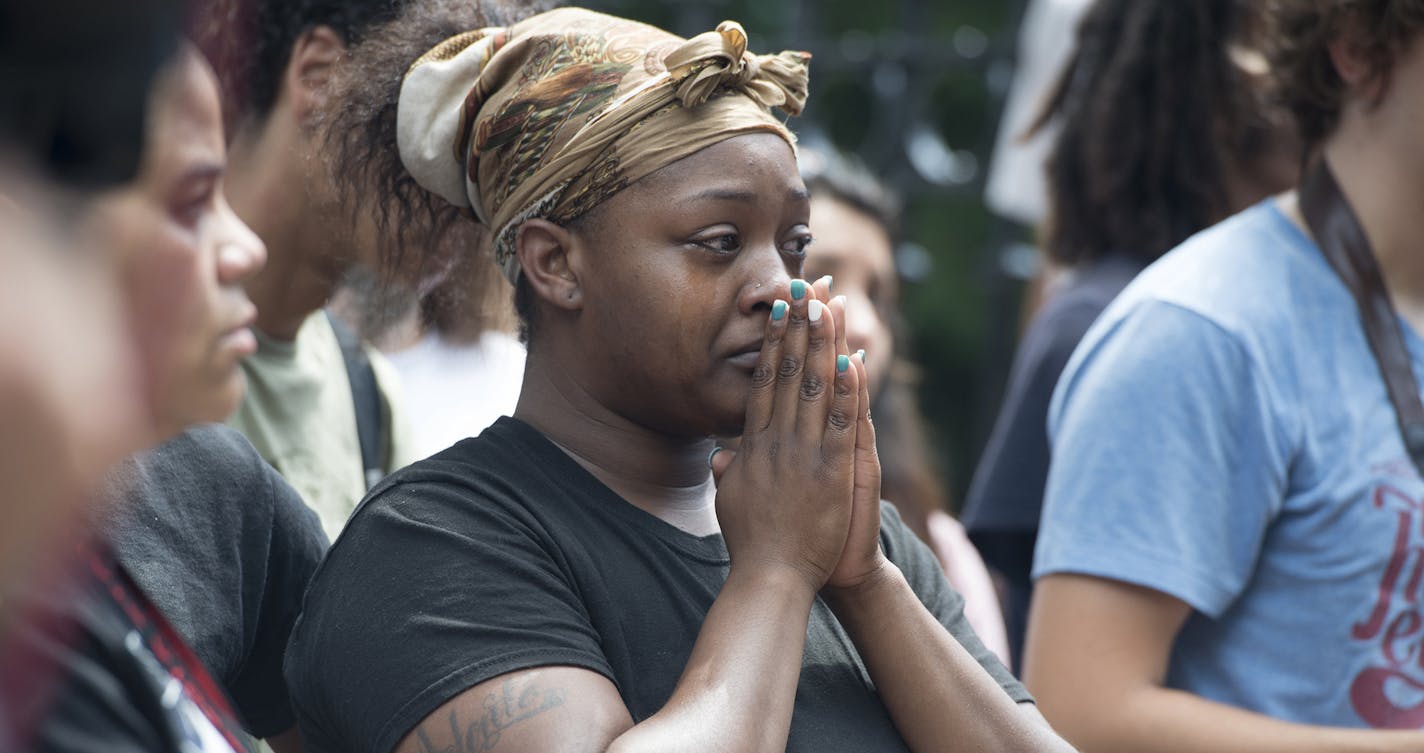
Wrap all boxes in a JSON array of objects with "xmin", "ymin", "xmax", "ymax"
[{"xmin": 686, "ymin": 187, "xmax": 811, "ymax": 203}]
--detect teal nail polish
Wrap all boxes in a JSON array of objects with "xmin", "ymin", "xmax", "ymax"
[
  {"xmin": 837, "ymin": 354, "xmax": 850, "ymax": 373},
  {"xmin": 771, "ymin": 300, "xmax": 788, "ymax": 321},
  {"xmin": 790, "ymin": 279, "xmax": 807, "ymax": 300},
  {"xmin": 856, "ymin": 349, "xmax": 867, "ymax": 364},
  {"xmin": 707, "ymin": 446, "xmax": 722, "ymax": 469},
  {"xmin": 820, "ymin": 275, "xmax": 834, "ymax": 293}
]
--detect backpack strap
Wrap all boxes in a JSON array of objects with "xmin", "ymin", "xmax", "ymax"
[{"xmin": 325, "ymin": 309, "xmax": 388, "ymax": 490}]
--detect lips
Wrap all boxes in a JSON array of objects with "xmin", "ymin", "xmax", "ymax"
[
  {"xmin": 217, "ymin": 303, "xmax": 258, "ymax": 357},
  {"xmin": 725, "ymin": 341, "xmax": 763, "ymax": 371}
]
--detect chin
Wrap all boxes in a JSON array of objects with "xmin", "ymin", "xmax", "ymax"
[
  {"xmin": 214, "ymin": 377, "xmax": 246, "ymax": 421},
  {"xmin": 703, "ymin": 403, "xmax": 749, "ymax": 439},
  {"xmin": 191, "ymin": 374, "xmax": 247, "ymax": 428}
]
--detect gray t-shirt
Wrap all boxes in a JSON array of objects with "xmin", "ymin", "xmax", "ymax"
[{"xmin": 287, "ymin": 416, "xmax": 1029, "ymax": 753}]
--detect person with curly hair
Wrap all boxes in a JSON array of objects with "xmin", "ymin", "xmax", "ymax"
[
  {"xmin": 283, "ymin": 6, "xmax": 1077, "ymax": 753},
  {"xmin": 1024, "ymin": 0, "xmax": 1424, "ymax": 749}
]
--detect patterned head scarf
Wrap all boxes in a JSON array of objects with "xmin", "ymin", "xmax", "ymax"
[{"xmin": 396, "ymin": 7, "xmax": 811, "ymax": 283}]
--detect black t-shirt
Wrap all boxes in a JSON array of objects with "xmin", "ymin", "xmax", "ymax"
[
  {"xmin": 2, "ymin": 543, "xmax": 253, "ymax": 753},
  {"xmin": 107, "ymin": 425, "xmax": 329, "ymax": 738},
  {"xmin": 961, "ymin": 252, "xmax": 1144, "ymax": 666},
  {"xmin": 287, "ymin": 416, "xmax": 1029, "ymax": 753}
]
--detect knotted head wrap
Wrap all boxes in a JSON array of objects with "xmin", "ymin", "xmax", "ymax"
[{"xmin": 396, "ymin": 7, "xmax": 811, "ymax": 282}]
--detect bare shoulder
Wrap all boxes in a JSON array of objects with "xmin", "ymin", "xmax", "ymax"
[{"xmin": 395, "ymin": 666, "xmax": 633, "ymax": 753}]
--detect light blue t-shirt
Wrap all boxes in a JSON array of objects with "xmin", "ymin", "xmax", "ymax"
[{"xmin": 1035, "ymin": 199, "xmax": 1424, "ymax": 729}]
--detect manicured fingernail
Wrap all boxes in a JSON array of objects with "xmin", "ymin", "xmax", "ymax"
[
  {"xmin": 790, "ymin": 279, "xmax": 808, "ymax": 300},
  {"xmin": 707, "ymin": 446, "xmax": 722, "ymax": 469},
  {"xmin": 856, "ymin": 349, "xmax": 866, "ymax": 364},
  {"xmin": 818, "ymin": 275, "xmax": 833, "ymax": 292},
  {"xmin": 837, "ymin": 354, "xmax": 850, "ymax": 373},
  {"xmin": 808, "ymin": 300, "xmax": 825, "ymax": 322},
  {"xmin": 832, "ymin": 294, "xmax": 847, "ymax": 309},
  {"xmin": 771, "ymin": 300, "xmax": 788, "ymax": 321}
]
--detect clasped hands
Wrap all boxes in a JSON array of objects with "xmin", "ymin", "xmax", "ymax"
[{"xmin": 710, "ymin": 276, "xmax": 888, "ymax": 600}]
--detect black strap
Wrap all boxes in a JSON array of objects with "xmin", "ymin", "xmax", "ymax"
[
  {"xmin": 325, "ymin": 309, "xmax": 388, "ymax": 490},
  {"xmin": 1298, "ymin": 159, "xmax": 1424, "ymax": 475}
]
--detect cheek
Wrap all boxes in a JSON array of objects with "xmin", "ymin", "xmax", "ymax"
[
  {"xmin": 120, "ymin": 232, "xmax": 211, "ymax": 383},
  {"xmin": 589, "ymin": 256, "xmax": 696, "ymax": 342},
  {"xmin": 871, "ymin": 315, "xmax": 895, "ymax": 365}
]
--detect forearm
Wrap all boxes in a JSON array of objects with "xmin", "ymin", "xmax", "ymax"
[
  {"xmin": 824, "ymin": 563, "xmax": 1074, "ymax": 753},
  {"xmin": 1024, "ymin": 576, "xmax": 1424, "ymax": 753},
  {"xmin": 1057, "ymin": 684, "xmax": 1424, "ymax": 753},
  {"xmin": 608, "ymin": 565, "xmax": 816, "ymax": 753}
]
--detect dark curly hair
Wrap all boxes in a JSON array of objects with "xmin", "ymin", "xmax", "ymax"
[
  {"xmin": 190, "ymin": 0, "xmax": 406, "ymax": 132},
  {"xmin": 1030, "ymin": 0, "xmax": 1285, "ymax": 267},
  {"xmin": 1265, "ymin": 0, "xmax": 1424, "ymax": 147},
  {"xmin": 321, "ymin": 0, "xmax": 554, "ymax": 338}
]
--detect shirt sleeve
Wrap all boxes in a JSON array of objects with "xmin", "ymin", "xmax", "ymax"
[
  {"xmin": 285, "ymin": 478, "xmax": 615, "ymax": 753},
  {"xmin": 1035, "ymin": 299, "xmax": 1290, "ymax": 617},
  {"xmin": 879, "ymin": 503, "xmax": 1031, "ymax": 703},
  {"xmin": 964, "ymin": 296, "xmax": 1104, "ymax": 535},
  {"xmin": 227, "ymin": 464, "xmax": 328, "ymax": 739}
]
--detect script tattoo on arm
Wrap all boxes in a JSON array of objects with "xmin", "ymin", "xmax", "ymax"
[{"xmin": 414, "ymin": 674, "xmax": 569, "ymax": 753}]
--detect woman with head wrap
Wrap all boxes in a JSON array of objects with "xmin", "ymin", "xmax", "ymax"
[{"xmin": 286, "ymin": 8, "xmax": 1075, "ymax": 753}]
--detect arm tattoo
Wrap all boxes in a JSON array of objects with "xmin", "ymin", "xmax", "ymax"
[{"xmin": 414, "ymin": 675, "xmax": 568, "ymax": 753}]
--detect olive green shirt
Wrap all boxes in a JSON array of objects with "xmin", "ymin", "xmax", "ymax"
[{"xmin": 227, "ymin": 310, "xmax": 415, "ymax": 540}]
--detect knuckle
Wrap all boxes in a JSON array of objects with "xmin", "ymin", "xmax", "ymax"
[
  {"xmin": 777, "ymin": 355, "xmax": 803, "ymax": 381},
  {"xmin": 806, "ymin": 331, "xmax": 827, "ymax": 351},
  {"xmin": 751, "ymin": 361, "xmax": 776, "ymax": 388},
  {"xmin": 827, "ymin": 408, "xmax": 853, "ymax": 432},
  {"xmin": 799, "ymin": 375, "xmax": 827, "ymax": 402},
  {"xmin": 834, "ymin": 377, "xmax": 854, "ymax": 398}
]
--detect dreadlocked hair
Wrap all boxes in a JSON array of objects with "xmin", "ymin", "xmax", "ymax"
[{"xmin": 1029, "ymin": 0, "xmax": 1271, "ymax": 266}]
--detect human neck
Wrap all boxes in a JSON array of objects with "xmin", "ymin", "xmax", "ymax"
[
  {"xmin": 226, "ymin": 118, "xmax": 342, "ymax": 342},
  {"xmin": 514, "ymin": 344, "xmax": 719, "ymax": 535},
  {"xmin": 1322, "ymin": 122, "xmax": 1424, "ymax": 329}
]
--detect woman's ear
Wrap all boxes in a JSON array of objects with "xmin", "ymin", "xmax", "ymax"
[
  {"xmin": 1326, "ymin": 17, "xmax": 1387, "ymax": 103},
  {"xmin": 516, "ymin": 218, "xmax": 583, "ymax": 312}
]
